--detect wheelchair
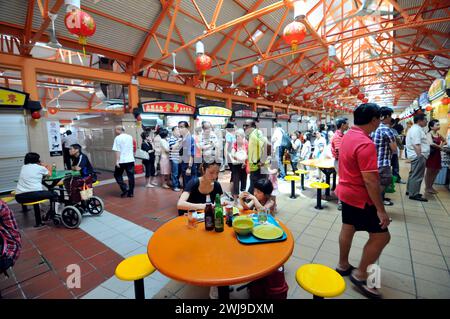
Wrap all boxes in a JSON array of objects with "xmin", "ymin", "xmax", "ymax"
[{"xmin": 44, "ymin": 174, "xmax": 104, "ymax": 229}]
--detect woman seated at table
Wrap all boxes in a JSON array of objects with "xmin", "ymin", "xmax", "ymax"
[
  {"xmin": 15, "ymin": 152, "xmax": 58, "ymax": 212},
  {"xmin": 239, "ymin": 178, "xmax": 277, "ymax": 215},
  {"xmin": 177, "ymin": 161, "xmax": 223, "ymax": 216}
]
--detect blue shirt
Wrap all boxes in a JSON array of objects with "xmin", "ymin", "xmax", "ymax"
[{"xmin": 371, "ymin": 123, "xmax": 396, "ymax": 168}]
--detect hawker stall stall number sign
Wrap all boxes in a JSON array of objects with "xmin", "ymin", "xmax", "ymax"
[
  {"xmin": 259, "ymin": 111, "xmax": 276, "ymax": 119},
  {"xmin": 277, "ymin": 114, "xmax": 290, "ymax": 120},
  {"xmin": 47, "ymin": 121, "xmax": 63, "ymax": 157},
  {"xmin": 235, "ymin": 110, "xmax": 258, "ymax": 118},
  {"xmin": 428, "ymin": 79, "xmax": 445, "ymax": 101},
  {"xmin": 0, "ymin": 87, "xmax": 29, "ymax": 107},
  {"xmin": 199, "ymin": 106, "xmax": 233, "ymax": 117},
  {"xmin": 141, "ymin": 101, "xmax": 195, "ymax": 115}
]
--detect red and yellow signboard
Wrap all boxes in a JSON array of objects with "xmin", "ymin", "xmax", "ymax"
[
  {"xmin": 141, "ymin": 101, "xmax": 195, "ymax": 115},
  {"xmin": 0, "ymin": 87, "xmax": 29, "ymax": 107},
  {"xmin": 428, "ymin": 79, "xmax": 445, "ymax": 101}
]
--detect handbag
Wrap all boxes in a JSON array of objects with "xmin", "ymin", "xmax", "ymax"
[
  {"xmin": 80, "ymin": 183, "xmax": 93, "ymax": 200},
  {"xmin": 135, "ymin": 148, "xmax": 149, "ymax": 160}
]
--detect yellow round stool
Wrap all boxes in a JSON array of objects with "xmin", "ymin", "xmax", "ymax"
[
  {"xmin": 295, "ymin": 169, "xmax": 309, "ymax": 190},
  {"xmin": 285, "ymin": 175, "xmax": 301, "ymax": 199},
  {"xmin": 296, "ymin": 264, "xmax": 346, "ymax": 299},
  {"xmin": 310, "ymin": 182, "xmax": 330, "ymax": 210},
  {"xmin": 115, "ymin": 254, "xmax": 156, "ymax": 299},
  {"xmin": 1, "ymin": 196, "xmax": 14, "ymax": 203}
]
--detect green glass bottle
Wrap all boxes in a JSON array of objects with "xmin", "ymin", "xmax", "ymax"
[{"xmin": 214, "ymin": 194, "xmax": 224, "ymax": 232}]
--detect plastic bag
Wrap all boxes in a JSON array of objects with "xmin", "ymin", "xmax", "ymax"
[{"xmin": 80, "ymin": 183, "xmax": 93, "ymax": 200}]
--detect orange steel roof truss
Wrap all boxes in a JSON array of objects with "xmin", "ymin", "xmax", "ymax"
[{"xmin": 0, "ymin": 0, "xmax": 449, "ymax": 111}]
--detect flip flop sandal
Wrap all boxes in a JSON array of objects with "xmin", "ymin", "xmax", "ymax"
[
  {"xmin": 350, "ymin": 273, "xmax": 382, "ymax": 299},
  {"xmin": 335, "ymin": 265, "xmax": 355, "ymax": 276},
  {"xmin": 383, "ymin": 200, "xmax": 394, "ymax": 206}
]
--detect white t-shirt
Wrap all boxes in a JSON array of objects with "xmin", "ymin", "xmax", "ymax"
[
  {"xmin": 112, "ymin": 133, "xmax": 135, "ymax": 164},
  {"xmin": 406, "ymin": 124, "xmax": 430, "ymax": 160},
  {"xmin": 16, "ymin": 164, "xmax": 48, "ymax": 194},
  {"xmin": 271, "ymin": 128, "xmax": 283, "ymax": 149},
  {"xmin": 62, "ymin": 134, "xmax": 77, "ymax": 149}
]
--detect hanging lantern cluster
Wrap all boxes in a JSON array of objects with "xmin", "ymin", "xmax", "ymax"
[
  {"xmin": 195, "ymin": 41, "xmax": 212, "ymax": 84},
  {"xmin": 339, "ymin": 77, "xmax": 351, "ymax": 88},
  {"xmin": 64, "ymin": 8, "xmax": 96, "ymax": 54},
  {"xmin": 350, "ymin": 87, "xmax": 360, "ymax": 95}
]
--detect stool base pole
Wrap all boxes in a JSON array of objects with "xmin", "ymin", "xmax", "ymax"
[
  {"xmin": 134, "ymin": 278, "xmax": 145, "ymax": 299},
  {"xmin": 301, "ymin": 174, "xmax": 305, "ymax": 190},
  {"xmin": 313, "ymin": 295, "xmax": 324, "ymax": 300},
  {"xmin": 290, "ymin": 181, "xmax": 297, "ymax": 199},
  {"xmin": 33, "ymin": 204, "xmax": 44, "ymax": 227},
  {"xmin": 315, "ymin": 189, "xmax": 323, "ymax": 210},
  {"xmin": 218, "ymin": 286, "xmax": 230, "ymax": 300}
]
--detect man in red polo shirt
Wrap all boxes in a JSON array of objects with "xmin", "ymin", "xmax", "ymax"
[{"xmin": 334, "ymin": 103, "xmax": 391, "ymax": 299}]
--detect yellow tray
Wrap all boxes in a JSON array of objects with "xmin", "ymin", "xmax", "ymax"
[{"xmin": 252, "ymin": 224, "xmax": 284, "ymax": 240}]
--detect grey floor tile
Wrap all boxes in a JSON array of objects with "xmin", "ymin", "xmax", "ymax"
[
  {"xmin": 416, "ymin": 279, "xmax": 450, "ymax": 299},
  {"xmin": 413, "ymin": 263, "xmax": 450, "ymax": 287},
  {"xmin": 379, "ymin": 254, "xmax": 413, "ymax": 276},
  {"xmin": 411, "ymin": 250, "xmax": 447, "ymax": 270},
  {"xmin": 82, "ymin": 286, "xmax": 121, "ymax": 299}
]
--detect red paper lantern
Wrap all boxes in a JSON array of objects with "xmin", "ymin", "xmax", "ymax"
[
  {"xmin": 442, "ymin": 97, "xmax": 450, "ymax": 105},
  {"xmin": 65, "ymin": 9, "xmax": 96, "ymax": 51},
  {"xmin": 321, "ymin": 60, "xmax": 337, "ymax": 75},
  {"xmin": 362, "ymin": 98, "xmax": 369, "ymax": 103},
  {"xmin": 303, "ymin": 93, "xmax": 312, "ymax": 101},
  {"xmin": 253, "ymin": 74, "xmax": 265, "ymax": 92},
  {"xmin": 339, "ymin": 77, "xmax": 351, "ymax": 88},
  {"xmin": 425, "ymin": 105, "xmax": 433, "ymax": 112},
  {"xmin": 326, "ymin": 101, "xmax": 334, "ymax": 108},
  {"xmin": 357, "ymin": 93, "xmax": 365, "ymax": 101},
  {"xmin": 350, "ymin": 87, "xmax": 360, "ymax": 95},
  {"xmin": 195, "ymin": 54, "xmax": 212, "ymax": 83},
  {"xmin": 31, "ymin": 111, "xmax": 41, "ymax": 120},
  {"xmin": 282, "ymin": 21, "xmax": 306, "ymax": 51},
  {"xmin": 316, "ymin": 97, "xmax": 324, "ymax": 105},
  {"xmin": 48, "ymin": 107, "xmax": 58, "ymax": 115},
  {"xmin": 283, "ymin": 86, "xmax": 293, "ymax": 96}
]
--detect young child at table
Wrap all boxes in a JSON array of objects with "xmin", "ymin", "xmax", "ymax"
[{"xmin": 239, "ymin": 179, "xmax": 277, "ymax": 215}]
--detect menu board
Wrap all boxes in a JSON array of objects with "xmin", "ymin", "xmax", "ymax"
[
  {"xmin": 258, "ymin": 111, "xmax": 276, "ymax": 119},
  {"xmin": 277, "ymin": 114, "xmax": 290, "ymax": 120},
  {"xmin": 234, "ymin": 109, "xmax": 258, "ymax": 118}
]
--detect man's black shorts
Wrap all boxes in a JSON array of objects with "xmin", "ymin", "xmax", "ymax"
[{"xmin": 341, "ymin": 202, "xmax": 388, "ymax": 233}]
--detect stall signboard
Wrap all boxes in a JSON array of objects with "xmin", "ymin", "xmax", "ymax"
[
  {"xmin": 141, "ymin": 101, "xmax": 195, "ymax": 115},
  {"xmin": 277, "ymin": 114, "xmax": 290, "ymax": 120},
  {"xmin": 290, "ymin": 114, "xmax": 301, "ymax": 122},
  {"xmin": 198, "ymin": 106, "xmax": 232, "ymax": 117},
  {"xmin": 234, "ymin": 109, "xmax": 257, "ymax": 118},
  {"xmin": 418, "ymin": 92, "xmax": 430, "ymax": 107},
  {"xmin": 0, "ymin": 87, "xmax": 29, "ymax": 107},
  {"xmin": 258, "ymin": 111, "xmax": 276, "ymax": 119},
  {"xmin": 428, "ymin": 79, "xmax": 446, "ymax": 101},
  {"xmin": 46, "ymin": 121, "xmax": 63, "ymax": 157}
]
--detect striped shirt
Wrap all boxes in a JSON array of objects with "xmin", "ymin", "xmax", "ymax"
[
  {"xmin": 371, "ymin": 123, "xmax": 396, "ymax": 167},
  {"xmin": 168, "ymin": 136, "xmax": 181, "ymax": 162},
  {"xmin": 331, "ymin": 130, "xmax": 344, "ymax": 159}
]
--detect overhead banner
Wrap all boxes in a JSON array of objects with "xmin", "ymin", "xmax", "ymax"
[
  {"xmin": 198, "ymin": 106, "xmax": 232, "ymax": 117},
  {"xmin": 418, "ymin": 92, "xmax": 430, "ymax": 107},
  {"xmin": 258, "ymin": 111, "xmax": 276, "ymax": 119},
  {"xmin": 234, "ymin": 109, "xmax": 257, "ymax": 118},
  {"xmin": 141, "ymin": 101, "xmax": 195, "ymax": 115},
  {"xmin": 428, "ymin": 79, "xmax": 445, "ymax": 101},
  {"xmin": 0, "ymin": 87, "xmax": 29, "ymax": 107},
  {"xmin": 46, "ymin": 121, "xmax": 63, "ymax": 157}
]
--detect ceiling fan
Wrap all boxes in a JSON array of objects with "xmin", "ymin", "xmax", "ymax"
[
  {"xmin": 169, "ymin": 52, "xmax": 196, "ymax": 77},
  {"xmin": 326, "ymin": 0, "xmax": 396, "ymax": 27}
]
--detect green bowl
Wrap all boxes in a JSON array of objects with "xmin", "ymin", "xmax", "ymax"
[{"xmin": 232, "ymin": 217, "xmax": 254, "ymax": 236}]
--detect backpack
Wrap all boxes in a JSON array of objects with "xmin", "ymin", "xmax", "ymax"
[
  {"xmin": 248, "ymin": 266, "xmax": 289, "ymax": 299},
  {"xmin": 280, "ymin": 130, "xmax": 292, "ymax": 151}
]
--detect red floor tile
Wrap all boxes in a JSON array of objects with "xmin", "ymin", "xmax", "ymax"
[
  {"xmin": 87, "ymin": 250, "xmax": 122, "ymax": 269},
  {"xmin": 37, "ymin": 284, "xmax": 75, "ymax": 299},
  {"xmin": 1, "ymin": 286, "xmax": 25, "ymax": 299},
  {"xmin": 21, "ymin": 272, "xmax": 64, "ymax": 299},
  {"xmin": 71, "ymin": 270, "xmax": 107, "ymax": 298}
]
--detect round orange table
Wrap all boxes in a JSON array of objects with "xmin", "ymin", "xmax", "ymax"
[{"xmin": 147, "ymin": 216, "xmax": 294, "ymax": 299}]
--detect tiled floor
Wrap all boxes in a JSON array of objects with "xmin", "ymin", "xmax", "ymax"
[{"xmin": 2, "ymin": 159, "xmax": 450, "ymax": 299}]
